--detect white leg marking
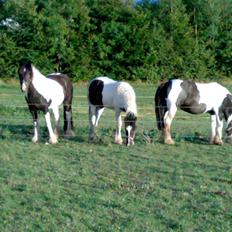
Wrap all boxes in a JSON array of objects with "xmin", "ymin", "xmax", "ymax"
[
  {"xmin": 89, "ymin": 105, "xmax": 97, "ymax": 141},
  {"xmin": 126, "ymin": 125, "xmax": 133, "ymax": 146},
  {"xmin": 214, "ymin": 115, "xmax": 223, "ymax": 145},
  {"xmin": 32, "ymin": 121, "xmax": 39, "ymax": 143},
  {"xmin": 115, "ymin": 110, "xmax": 123, "ymax": 145},
  {"xmin": 163, "ymin": 104, "xmax": 177, "ymax": 144},
  {"xmin": 52, "ymin": 106, "xmax": 60, "ymax": 136},
  {"xmin": 95, "ymin": 108, "xmax": 104, "ymax": 127},
  {"xmin": 45, "ymin": 112, "xmax": 57, "ymax": 144},
  {"xmin": 210, "ymin": 115, "xmax": 216, "ymax": 144}
]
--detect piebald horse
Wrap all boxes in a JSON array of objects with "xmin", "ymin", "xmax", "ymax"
[
  {"xmin": 155, "ymin": 79, "xmax": 232, "ymax": 145},
  {"xmin": 88, "ymin": 77, "xmax": 137, "ymax": 146},
  {"xmin": 18, "ymin": 62, "xmax": 74, "ymax": 144}
]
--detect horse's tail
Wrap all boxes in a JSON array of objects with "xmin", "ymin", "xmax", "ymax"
[{"xmin": 155, "ymin": 80, "xmax": 172, "ymax": 130}]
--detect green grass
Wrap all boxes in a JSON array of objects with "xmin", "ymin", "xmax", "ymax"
[{"xmin": 0, "ymin": 82, "xmax": 232, "ymax": 232}]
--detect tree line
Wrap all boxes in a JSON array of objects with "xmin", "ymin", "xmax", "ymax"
[{"xmin": 0, "ymin": 0, "xmax": 231, "ymax": 81}]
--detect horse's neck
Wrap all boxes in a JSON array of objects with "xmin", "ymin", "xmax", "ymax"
[
  {"xmin": 31, "ymin": 67, "xmax": 52, "ymax": 99},
  {"xmin": 32, "ymin": 67, "xmax": 46, "ymax": 81}
]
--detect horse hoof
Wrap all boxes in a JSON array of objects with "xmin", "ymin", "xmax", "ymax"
[
  {"xmin": 214, "ymin": 140, "xmax": 223, "ymax": 145},
  {"xmin": 164, "ymin": 138, "xmax": 175, "ymax": 145},
  {"xmin": 49, "ymin": 136, "xmax": 58, "ymax": 144},
  {"xmin": 114, "ymin": 138, "xmax": 123, "ymax": 145},
  {"xmin": 89, "ymin": 134, "xmax": 97, "ymax": 142},
  {"xmin": 211, "ymin": 137, "xmax": 223, "ymax": 145},
  {"xmin": 32, "ymin": 137, "xmax": 38, "ymax": 143}
]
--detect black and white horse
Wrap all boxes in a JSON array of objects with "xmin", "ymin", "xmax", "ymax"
[
  {"xmin": 18, "ymin": 62, "xmax": 74, "ymax": 144},
  {"xmin": 88, "ymin": 77, "xmax": 137, "ymax": 146},
  {"xmin": 155, "ymin": 79, "xmax": 232, "ymax": 145}
]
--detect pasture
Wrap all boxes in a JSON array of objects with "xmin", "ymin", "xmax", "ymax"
[{"xmin": 0, "ymin": 81, "xmax": 232, "ymax": 231}]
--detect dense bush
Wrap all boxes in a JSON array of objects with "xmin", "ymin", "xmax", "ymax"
[{"xmin": 0, "ymin": 0, "xmax": 231, "ymax": 81}]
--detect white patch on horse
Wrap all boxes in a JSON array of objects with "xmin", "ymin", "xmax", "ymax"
[
  {"xmin": 32, "ymin": 66, "xmax": 65, "ymax": 107},
  {"xmin": 22, "ymin": 82, "xmax": 27, "ymax": 92},
  {"xmin": 196, "ymin": 82, "xmax": 230, "ymax": 112},
  {"xmin": 126, "ymin": 125, "xmax": 132, "ymax": 137},
  {"xmin": 167, "ymin": 79, "xmax": 183, "ymax": 105},
  {"xmin": 48, "ymin": 72, "xmax": 62, "ymax": 76}
]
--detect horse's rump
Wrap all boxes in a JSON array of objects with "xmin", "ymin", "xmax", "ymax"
[{"xmin": 88, "ymin": 79, "xmax": 104, "ymax": 107}]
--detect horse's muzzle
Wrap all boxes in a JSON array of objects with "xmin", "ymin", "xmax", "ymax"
[{"xmin": 21, "ymin": 82, "xmax": 28, "ymax": 92}]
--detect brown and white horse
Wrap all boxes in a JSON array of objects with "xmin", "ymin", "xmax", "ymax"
[
  {"xmin": 18, "ymin": 61, "xmax": 74, "ymax": 144},
  {"xmin": 88, "ymin": 77, "xmax": 137, "ymax": 146},
  {"xmin": 155, "ymin": 79, "xmax": 232, "ymax": 145}
]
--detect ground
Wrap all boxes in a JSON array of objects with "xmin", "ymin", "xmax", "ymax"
[{"xmin": 0, "ymin": 81, "xmax": 232, "ymax": 231}]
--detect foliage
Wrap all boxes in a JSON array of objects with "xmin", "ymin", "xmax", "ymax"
[{"xmin": 0, "ymin": 0, "xmax": 231, "ymax": 81}]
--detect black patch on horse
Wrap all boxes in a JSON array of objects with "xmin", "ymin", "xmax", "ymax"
[
  {"xmin": 178, "ymin": 80, "xmax": 207, "ymax": 114},
  {"xmin": 219, "ymin": 94, "xmax": 232, "ymax": 121},
  {"xmin": 155, "ymin": 80, "xmax": 172, "ymax": 130},
  {"xmin": 88, "ymin": 79, "xmax": 104, "ymax": 108},
  {"xmin": 26, "ymin": 83, "xmax": 50, "ymax": 113}
]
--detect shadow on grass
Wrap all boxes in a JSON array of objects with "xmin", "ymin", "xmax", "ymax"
[
  {"xmin": 0, "ymin": 124, "xmax": 32, "ymax": 142},
  {"xmin": 141, "ymin": 129, "xmax": 210, "ymax": 145},
  {"xmin": 178, "ymin": 134, "xmax": 209, "ymax": 145},
  {"xmin": 0, "ymin": 123, "xmax": 88, "ymax": 144}
]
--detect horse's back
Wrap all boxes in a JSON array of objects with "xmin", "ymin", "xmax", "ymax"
[
  {"xmin": 47, "ymin": 73, "xmax": 72, "ymax": 93},
  {"xmin": 157, "ymin": 79, "xmax": 230, "ymax": 114},
  {"xmin": 88, "ymin": 77, "xmax": 136, "ymax": 112},
  {"xmin": 88, "ymin": 77, "xmax": 117, "ymax": 108},
  {"xmin": 196, "ymin": 82, "xmax": 229, "ymax": 99}
]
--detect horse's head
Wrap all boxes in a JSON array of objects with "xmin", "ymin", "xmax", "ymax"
[
  {"xmin": 124, "ymin": 112, "xmax": 137, "ymax": 146},
  {"xmin": 18, "ymin": 62, "xmax": 33, "ymax": 93},
  {"xmin": 222, "ymin": 94, "xmax": 232, "ymax": 143}
]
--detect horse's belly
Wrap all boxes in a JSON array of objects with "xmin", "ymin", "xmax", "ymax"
[
  {"xmin": 102, "ymin": 97, "xmax": 114, "ymax": 109},
  {"xmin": 180, "ymin": 103, "xmax": 207, "ymax": 114}
]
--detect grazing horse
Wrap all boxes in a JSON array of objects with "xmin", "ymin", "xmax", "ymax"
[
  {"xmin": 88, "ymin": 77, "xmax": 137, "ymax": 146},
  {"xmin": 155, "ymin": 79, "xmax": 232, "ymax": 145},
  {"xmin": 18, "ymin": 62, "xmax": 74, "ymax": 144}
]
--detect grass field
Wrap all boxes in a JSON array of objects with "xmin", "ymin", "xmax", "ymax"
[{"xmin": 0, "ymin": 81, "xmax": 232, "ymax": 231}]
